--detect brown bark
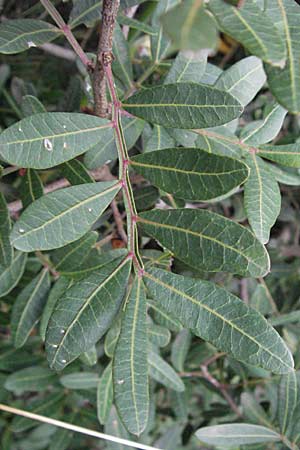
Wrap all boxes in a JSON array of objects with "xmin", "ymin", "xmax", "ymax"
[{"xmin": 93, "ymin": 0, "xmax": 120, "ymax": 117}]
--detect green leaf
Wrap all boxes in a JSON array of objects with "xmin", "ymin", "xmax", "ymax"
[
  {"xmin": 19, "ymin": 169, "xmax": 43, "ymax": 209},
  {"xmin": 105, "ymin": 406, "xmax": 136, "ymax": 450},
  {"xmin": 40, "ymin": 278, "xmax": 73, "ymax": 342},
  {"xmin": 11, "ymin": 392, "xmax": 64, "ymax": 432},
  {"xmin": 11, "ymin": 181, "xmax": 121, "ymax": 252},
  {"xmin": 268, "ymin": 164, "xmax": 300, "ymax": 186},
  {"xmin": 171, "ymin": 329, "xmax": 191, "ymax": 372},
  {"xmin": 112, "ymin": 24, "xmax": 133, "ymax": 91},
  {"xmin": 123, "ymin": 83, "xmax": 243, "ymax": 129},
  {"xmin": 242, "ymin": 104, "xmax": 287, "ymax": 146},
  {"xmin": 49, "ymin": 417, "xmax": 74, "ymax": 450},
  {"xmin": 114, "ymin": 277, "xmax": 149, "ymax": 436},
  {"xmin": 195, "ymin": 128, "xmax": 243, "ymax": 159},
  {"xmin": 138, "ymin": 209, "xmax": 270, "ymax": 277},
  {"xmin": 244, "ymin": 154, "xmax": 281, "ymax": 244},
  {"xmin": 46, "ymin": 256, "xmax": 131, "ymax": 370},
  {"xmin": 161, "ymin": 0, "xmax": 218, "ymax": 51},
  {"xmin": 148, "ymin": 349, "xmax": 185, "ymax": 392},
  {"xmin": 265, "ymin": 0, "xmax": 300, "ymax": 113},
  {"xmin": 209, "ymin": 0, "xmax": 286, "ymax": 66},
  {"xmin": 165, "ymin": 50, "xmax": 207, "ymax": 84},
  {"xmin": 60, "ymin": 372, "xmax": 99, "ymax": 389},
  {"xmin": 0, "ymin": 192, "xmax": 13, "ymax": 267},
  {"xmin": 148, "ymin": 323, "xmax": 171, "ymax": 347},
  {"xmin": 195, "ymin": 423, "xmax": 280, "ymax": 448},
  {"xmin": 143, "ymin": 125, "xmax": 175, "ymax": 153},
  {"xmin": 84, "ymin": 117, "xmax": 144, "ymax": 169},
  {"xmin": 117, "ymin": 13, "xmax": 156, "ymax": 36},
  {"xmin": 0, "ymin": 113, "xmax": 111, "ymax": 169},
  {"xmin": 58, "ymin": 248, "xmax": 128, "ymax": 279},
  {"xmin": 214, "ymin": 56, "xmax": 266, "ymax": 107},
  {"xmin": 134, "ymin": 186, "xmax": 159, "ymax": 212},
  {"xmin": 278, "ymin": 371, "xmax": 297, "ymax": 434},
  {"xmin": 249, "ymin": 283, "xmax": 272, "ymax": 316},
  {"xmin": 241, "ymin": 393, "xmax": 273, "ymax": 427},
  {"xmin": 151, "ymin": 0, "xmax": 180, "ymax": 62},
  {"xmin": 21, "ymin": 95, "xmax": 46, "ymax": 116},
  {"xmin": 104, "ymin": 318, "xmax": 121, "ymax": 358},
  {"xmin": 131, "ymin": 148, "xmax": 249, "ymax": 201},
  {"xmin": 201, "ymin": 62, "xmax": 223, "ymax": 85},
  {"xmin": 0, "ymin": 252, "xmax": 27, "ymax": 298},
  {"xmin": 50, "ymin": 232, "xmax": 98, "ymax": 273},
  {"xmin": 147, "ymin": 299, "xmax": 183, "ymax": 332},
  {"xmin": 80, "ymin": 345, "xmax": 98, "ymax": 366},
  {"xmin": 258, "ymin": 142, "xmax": 300, "ymax": 168},
  {"xmin": 4, "ymin": 366, "xmax": 56, "ymax": 394},
  {"xmin": 0, "ymin": 20, "xmax": 62, "ymax": 54},
  {"xmin": 11, "ymin": 268, "xmax": 50, "ymax": 348},
  {"xmin": 144, "ymin": 267, "xmax": 294, "ymax": 374},
  {"xmin": 97, "ymin": 362, "xmax": 113, "ymax": 425},
  {"xmin": 69, "ymin": 0, "xmax": 101, "ymax": 28},
  {"xmin": 61, "ymin": 160, "xmax": 94, "ymax": 186}
]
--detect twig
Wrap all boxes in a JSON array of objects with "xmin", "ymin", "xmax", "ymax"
[
  {"xmin": 93, "ymin": 0, "xmax": 120, "ymax": 117},
  {"xmin": 40, "ymin": 0, "xmax": 91, "ymax": 68},
  {"xmin": 111, "ymin": 199, "xmax": 128, "ymax": 244},
  {"xmin": 0, "ymin": 404, "xmax": 161, "ymax": 450},
  {"xmin": 200, "ymin": 364, "xmax": 242, "ymax": 418}
]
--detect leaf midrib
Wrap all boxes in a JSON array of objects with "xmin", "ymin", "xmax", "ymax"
[
  {"xmin": 131, "ymin": 159, "xmax": 246, "ymax": 177},
  {"xmin": 0, "ymin": 26, "xmax": 61, "ymax": 51},
  {"xmin": 138, "ymin": 215, "xmax": 262, "ymax": 271},
  {"xmin": 145, "ymin": 271, "xmax": 292, "ymax": 371},
  {"xmin": 2, "ymin": 123, "xmax": 111, "ymax": 146},
  {"xmin": 13, "ymin": 183, "xmax": 120, "ymax": 243},
  {"xmin": 51, "ymin": 257, "xmax": 129, "ymax": 366}
]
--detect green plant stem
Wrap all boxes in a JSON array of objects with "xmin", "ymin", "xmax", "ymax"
[
  {"xmin": 105, "ymin": 65, "xmax": 143, "ymax": 272},
  {"xmin": 40, "ymin": 0, "xmax": 91, "ymax": 68}
]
